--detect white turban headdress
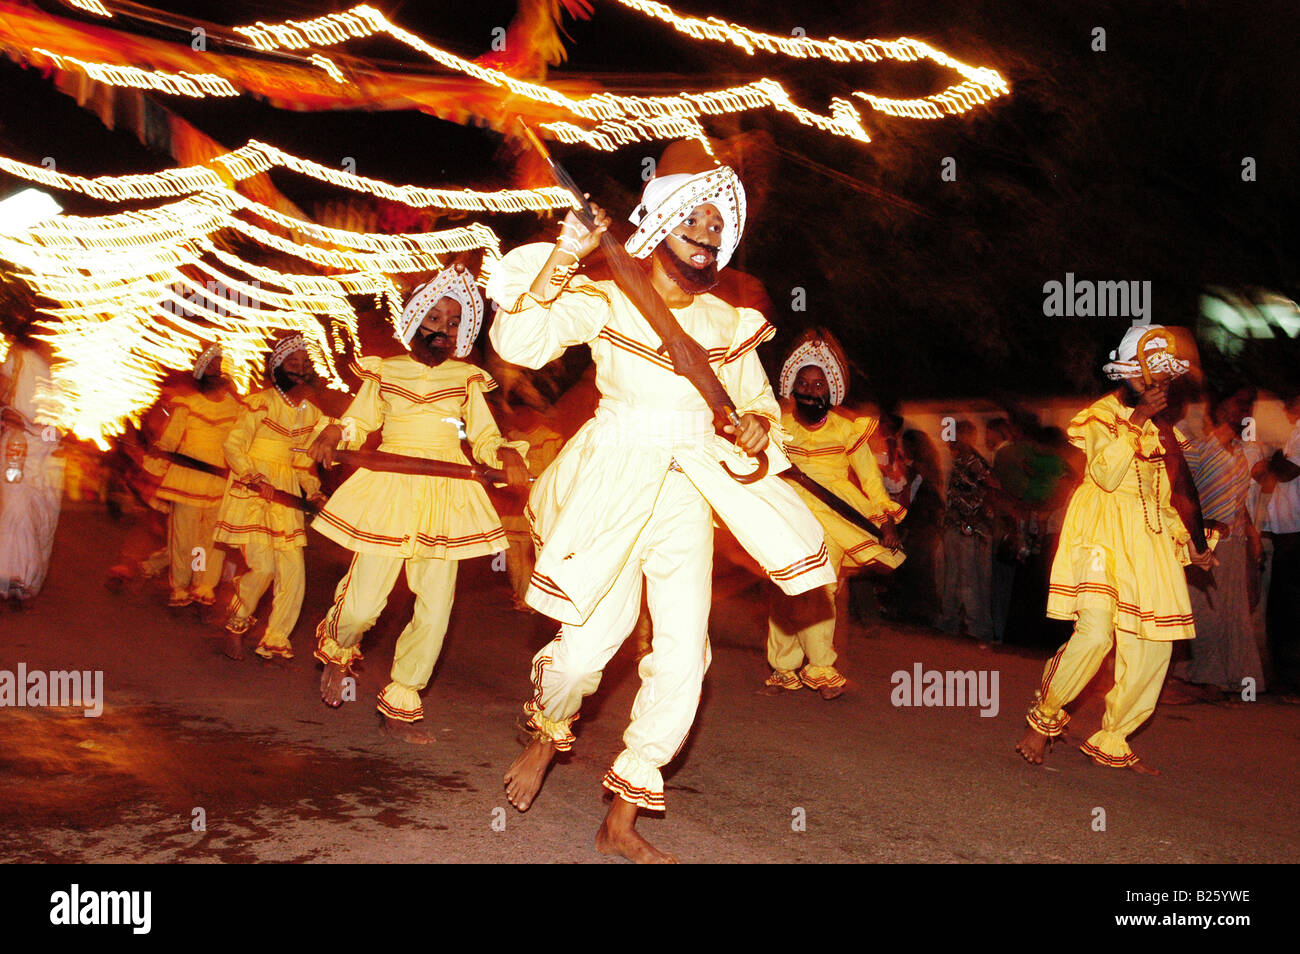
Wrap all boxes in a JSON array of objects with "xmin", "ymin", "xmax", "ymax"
[
  {"xmin": 192, "ymin": 343, "xmax": 224, "ymax": 379},
  {"xmin": 625, "ymin": 166, "xmax": 746, "ymax": 271},
  {"xmin": 780, "ymin": 339, "xmax": 848, "ymax": 407},
  {"xmin": 1102, "ymin": 324, "xmax": 1190, "ymax": 381},
  {"xmin": 269, "ymin": 333, "xmax": 307, "ymax": 373},
  {"xmin": 398, "ymin": 267, "xmax": 484, "ymax": 358}
]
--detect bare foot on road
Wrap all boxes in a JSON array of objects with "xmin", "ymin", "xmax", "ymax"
[
  {"xmin": 381, "ymin": 715, "xmax": 435, "ymax": 745},
  {"xmin": 222, "ymin": 632, "xmax": 244, "ymax": 661},
  {"xmin": 1015, "ymin": 728, "xmax": 1049, "ymax": 765},
  {"xmin": 1128, "ymin": 760, "xmax": 1160, "ymax": 776},
  {"xmin": 596, "ymin": 798, "xmax": 677, "ymax": 864},
  {"xmin": 320, "ymin": 662, "xmax": 348, "ymax": 708},
  {"xmin": 504, "ymin": 733, "xmax": 556, "ymax": 811}
]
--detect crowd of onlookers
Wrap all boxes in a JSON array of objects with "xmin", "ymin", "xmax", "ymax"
[
  {"xmin": 851, "ymin": 408, "xmax": 1077, "ymax": 652},
  {"xmin": 853, "ymin": 383, "xmax": 1300, "ymax": 699}
]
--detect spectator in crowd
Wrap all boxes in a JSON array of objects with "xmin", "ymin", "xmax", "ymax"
[
  {"xmin": 1167, "ymin": 383, "xmax": 1266, "ymax": 698},
  {"xmin": 1258, "ymin": 389, "xmax": 1300, "ymax": 691},
  {"xmin": 884, "ymin": 428, "xmax": 945, "ymax": 626},
  {"xmin": 938, "ymin": 419, "xmax": 997, "ymax": 643},
  {"xmin": 985, "ymin": 416, "xmax": 1020, "ymax": 643},
  {"xmin": 1005, "ymin": 422, "xmax": 1082, "ymax": 647},
  {"xmin": 875, "ymin": 410, "xmax": 908, "ymax": 500}
]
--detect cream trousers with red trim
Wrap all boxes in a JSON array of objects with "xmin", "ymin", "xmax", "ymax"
[
  {"xmin": 168, "ymin": 501, "xmax": 225, "ymax": 598},
  {"xmin": 315, "ymin": 552, "xmax": 458, "ymax": 722},
  {"xmin": 523, "ymin": 470, "xmax": 713, "ymax": 812},
  {"xmin": 231, "ymin": 539, "xmax": 304, "ymax": 659},
  {"xmin": 766, "ymin": 538, "xmax": 847, "ymax": 688},
  {"xmin": 1027, "ymin": 603, "xmax": 1172, "ymax": 767}
]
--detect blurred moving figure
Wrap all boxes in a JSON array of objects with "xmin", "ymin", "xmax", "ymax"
[
  {"xmin": 214, "ymin": 334, "xmax": 329, "ymax": 662},
  {"xmin": 499, "ymin": 404, "xmax": 563, "ymax": 611},
  {"xmin": 1260, "ymin": 390, "xmax": 1300, "ymax": 690},
  {"xmin": 0, "ymin": 332, "xmax": 63, "ymax": 607},
  {"xmin": 938, "ymin": 419, "xmax": 997, "ymax": 642},
  {"xmin": 152, "ymin": 345, "xmax": 244, "ymax": 609}
]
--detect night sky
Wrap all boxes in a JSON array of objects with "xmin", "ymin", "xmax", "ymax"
[{"xmin": 2, "ymin": 0, "xmax": 1296, "ymax": 403}]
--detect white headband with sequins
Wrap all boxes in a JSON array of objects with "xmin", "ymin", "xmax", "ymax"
[
  {"xmin": 269, "ymin": 333, "xmax": 307, "ymax": 372},
  {"xmin": 192, "ymin": 343, "xmax": 223, "ymax": 379},
  {"xmin": 780, "ymin": 340, "xmax": 847, "ymax": 407},
  {"xmin": 397, "ymin": 267, "xmax": 484, "ymax": 357},
  {"xmin": 625, "ymin": 167, "xmax": 746, "ymax": 271}
]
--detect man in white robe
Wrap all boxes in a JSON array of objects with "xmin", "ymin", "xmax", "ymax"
[
  {"xmin": 489, "ymin": 147, "xmax": 833, "ymax": 862},
  {"xmin": 0, "ymin": 336, "xmax": 64, "ymax": 606}
]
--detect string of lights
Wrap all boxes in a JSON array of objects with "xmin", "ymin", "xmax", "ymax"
[
  {"xmin": 0, "ymin": 143, "xmax": 575, "ymax": 213},
  {"xmin": 31, "ymin": 47, "xmax": 239, "ymax": 98},
  {"xmin": 64, "ymin": 0, "xmax": 112, "ymax": 17},
  {"xmin": 610, "ymin": 0, "xmax": 1008, "ymax": 118},
  {"xmin": 32, "ymin": 3, "xmax": 1007, "ymax": 150}
]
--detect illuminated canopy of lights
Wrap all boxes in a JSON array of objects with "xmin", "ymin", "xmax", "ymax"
[
  {"xmin": 10, "ymin": 0, "xmax": 1012, "ymax": 443},
  {"xmin": 0, "ymin": 184, "xmax": 506, "ymax": 446},
  {"xmin": 0, "ymin": 187, "xmax": 63, "ymax": 234},
  {"xmin": 0, "ymin": 141, "xmax": 572, "ymax": 445},
  {"xmin": 229, "ymin": 5, "xmax": 920, "ymax": 148},
  {"xmin": 0, "ymin": 142, "xmax": 575, "ymax": 213},
  {"xmin": 41, "ymin": 3, "xmax": 1007, "ymax": 150}
]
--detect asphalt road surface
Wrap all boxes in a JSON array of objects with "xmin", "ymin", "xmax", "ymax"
[{"xmin": 2, "ymin": 506, "xmax": 1297, "ymax": 864}]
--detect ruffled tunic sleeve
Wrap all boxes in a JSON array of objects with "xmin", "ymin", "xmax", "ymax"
[
  {"xmin": 718, "ymin": 307, "xmax": 787, "ymax": 447},
  {"xmin": 223, "ymin": 395, "xmax": 268, "ymax": 483},
  {"xmin": 486, "ymin": 243, "xmax": 611, "ymax": 369},
  {"xmin": 155, "ymin": 401, "xmax": 190, "ymax": 455},
  {"xmin": 1072, "ymin": 406, "xmax": 1145, "ymax": 493},
  {"xmin": 464, "ymin": 370, "xmax": 529, "ymax": 470},
  {"xmin": 847, "ymin": 415, "xmax": 907, "ymax": 523},
  {"xmin": 338, "ymin": 356, "xmax": 385, "ymax": 450}
]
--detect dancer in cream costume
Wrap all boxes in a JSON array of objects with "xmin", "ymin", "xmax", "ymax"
[
  {"xmin": 153, "ymin": 345, "xmax": 243, "ymax": 608},
  {"xmin": 490, "ymin": 148, "xmax": 833, "ymax": 862},
  {"xmin": 309, "ymin": 267, "xmax": 529, "ymax": 742},
  {"xmin": 763, "ymin": 331, "xmax": 905, "ymax": 698},
  {"xmin": 1016, "ymin": 325, "xmax": 1216, "ymax": 773},
  {"xmin": 214, "ymin": 334, "xmax": 329, "ymax": 661}
]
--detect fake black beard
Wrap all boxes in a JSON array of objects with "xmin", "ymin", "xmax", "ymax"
[
  {"xmin": 793, "ymin": 394, "xmax": 831, "ymax": 426},
  {"xmin": 196, "ymin": 374, "xmax": 225, "ymax": 394},
  {"xmin": 656, "ymin": 241, "xmax": 719, "ymax": 295},
  {"xmin": 411, "ymin": 331, "xmax": 452, "ymax": 366},
  {"xmin": 272, "ymin": 366, "xmax": 314, "ymax": 396}
]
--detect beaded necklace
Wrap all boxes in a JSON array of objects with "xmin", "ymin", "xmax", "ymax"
[{"xmin": 1134, "ymin": 457, "xmax": 1163, "ymax": 534}]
